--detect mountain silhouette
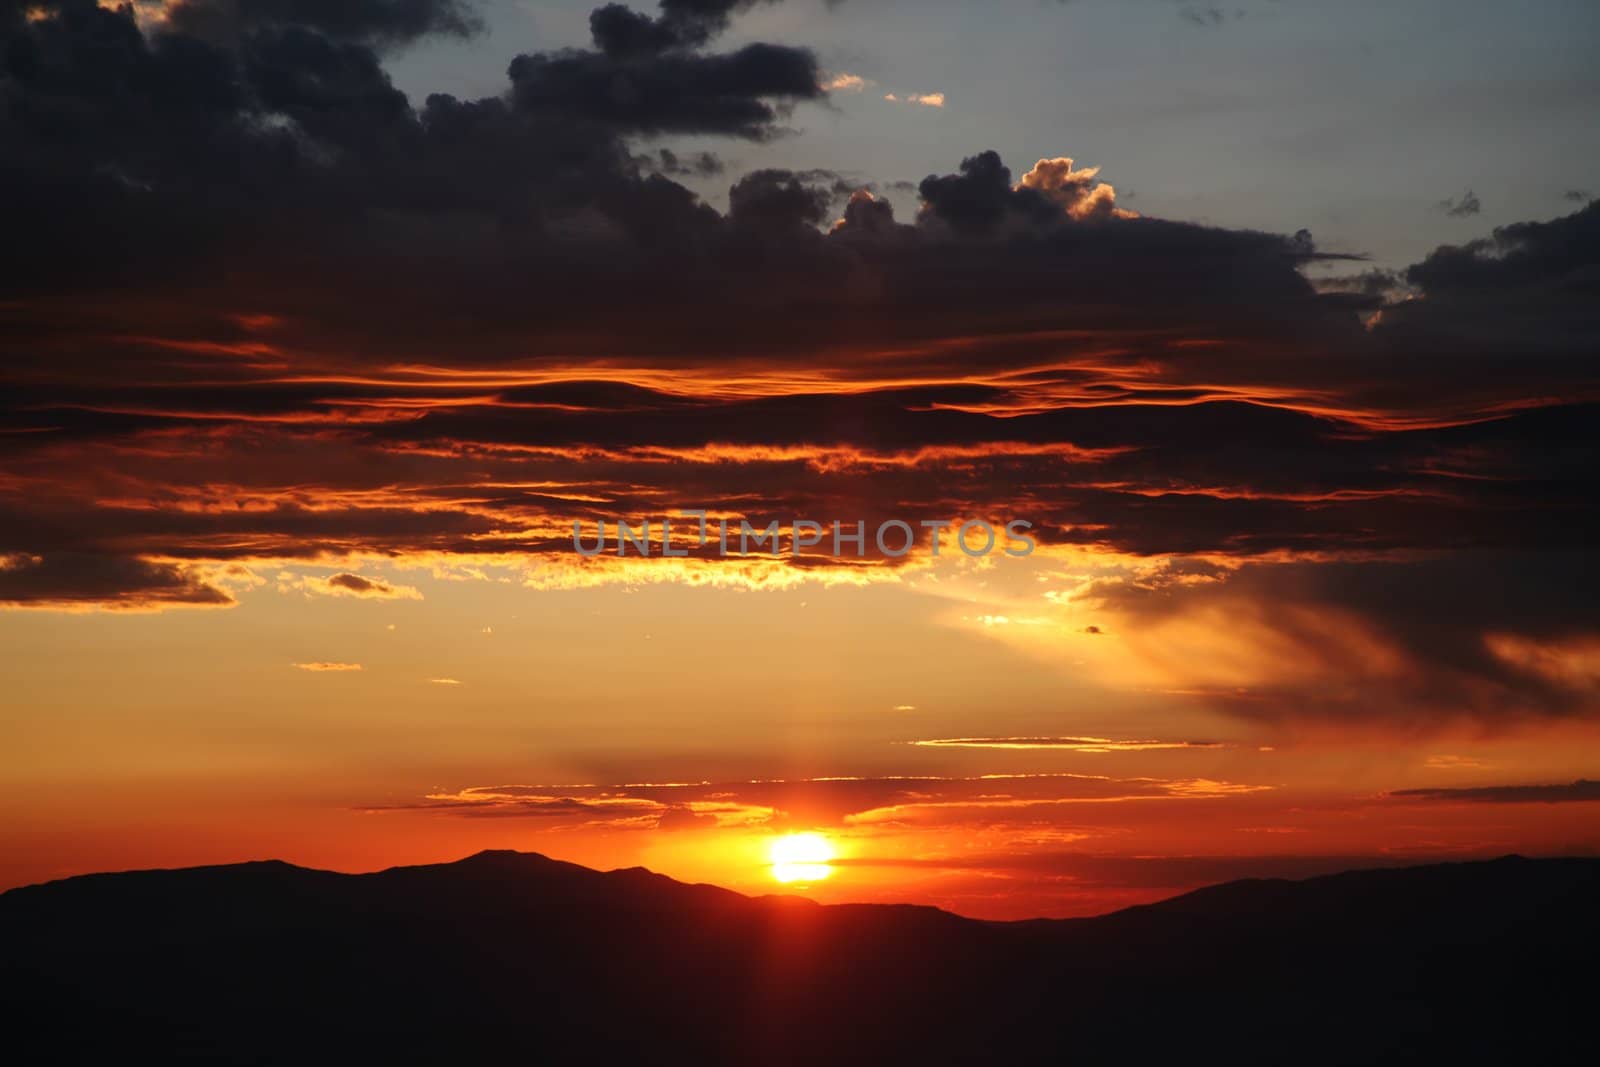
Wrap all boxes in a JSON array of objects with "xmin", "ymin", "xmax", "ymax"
[{"xmin": 3, "ymin": 851, "xmax": 1594, "ymax": 1064}]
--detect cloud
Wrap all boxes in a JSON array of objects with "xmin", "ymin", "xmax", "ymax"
[
  {"xmin": 1, "ymin": 1, "xmax": 1598, "ymax": 741},
  {"xmin": 1423, "ymin": 755, "xmax": 1488, "ymax": 770},
  {"xmin": 296, "ymin": 572, "xmax": 424, "ymax": 600},
  {"xmin": 916, "ymin": 149, "xmax": 1134, "ymax": 231},
  {"xmin": 0, "ymin": 553, "xmax": 232, "ymax": 611},
  {"xmin": 1389, "ymin": 780, "xmax": 1600, "ymax": 804},
  {"xmin": 367, "ymin": 782, "xmax": 775, "ymax": 827},
  {"xmin": 162, "ymin": 0, "xmax": 484, "ymax": 48},
  {"xmin": 427, "ymin": 677, "xmax": 462, "ymax": 685},
  {"xmin": 588, "ymin": 0, "xmax": 782, "ymax": 58},
  {"xmin": 1017, "ymin": 156, "xmax": 1129, "ymax": 220},
  {"xmin": 824, "ymin": 72, "xmax": 867, "ymax": 92},
  {"xmin": 1437, "ymin": 189, "xmax": 1482, "ymax": 218},
  {"xmin": 642, "ymin": 147, "xmax": 725, "ymax": 177},
  {"xmin": 509, "ymin": 40, "xmax": 822, "ymax": 139},
  {"xmin": 292, "ymin": 661, "xmax": 363, "ymax": 671},
  {"xmin": 362, "ymin": 770, "xmax": 1269, "ymax": 833},
  {"xmin": 884, "ymin": 91, "xmax": 944, "ymax": 107},
  {"xmin": 1054, "ymin": 0, "xmax": 1254, "ymax": 27},
  {"xmin": 1083, "ymin": 553, "xmax": 1600, "ymax": 727},
  {"xmin": 910, "ymin": 737, "xmax": 1227, "ymax": 752}
]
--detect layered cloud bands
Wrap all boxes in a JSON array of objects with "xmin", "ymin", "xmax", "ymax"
[{"xmin": 3, "ymin": 2, "xmax": 1599, "ymax": 731}]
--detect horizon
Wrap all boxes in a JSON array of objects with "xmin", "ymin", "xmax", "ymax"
[
  {"xmin": 6, "ymin": 845, "xmax": 1581, "ymax": 922},
  {"xmin": 4, "ymin": 0, "xmax": 1600, "ymax": 926}
]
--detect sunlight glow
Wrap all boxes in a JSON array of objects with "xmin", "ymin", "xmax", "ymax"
[{"xmin": 769, "ymin": 832, "xmax": 835, "ymax": 884}]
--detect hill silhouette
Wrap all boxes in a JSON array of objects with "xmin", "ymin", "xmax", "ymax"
[{"xmin": 3, "ymin": 851, "xmax": 1594, "ymax": 1064}]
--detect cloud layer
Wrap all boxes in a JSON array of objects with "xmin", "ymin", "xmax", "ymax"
[{"xmin": 2, "ymin": 1, "xmax": 1598, "ymax": 735}]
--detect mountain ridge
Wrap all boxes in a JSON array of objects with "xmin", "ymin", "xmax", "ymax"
[{"xmin": 4, "ymin": 851, "xmax": 1595, "ymax": 1064}]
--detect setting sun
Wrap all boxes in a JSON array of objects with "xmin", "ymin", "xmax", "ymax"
[{"xmin": 769, "ymin": 832, "xmax": 835, "ymax": 884}]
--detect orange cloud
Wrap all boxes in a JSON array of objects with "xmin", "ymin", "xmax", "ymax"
[{"xmin": 911, "ymin": 737, "xmax": 1228, "ymax": 752}]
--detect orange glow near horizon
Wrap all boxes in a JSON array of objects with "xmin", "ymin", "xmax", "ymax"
[{"xmin": 768, "ymin": 833, "xmax": 836, "ymax": 884}]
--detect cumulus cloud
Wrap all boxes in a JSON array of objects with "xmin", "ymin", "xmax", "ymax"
[{"xmin": 1017, "ymin": 156, "xmax": 1130, "ymax": 220}]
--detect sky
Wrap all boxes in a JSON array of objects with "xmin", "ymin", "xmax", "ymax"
[{"xmin": 2, "ymin": 0, "xmax": 1599, "ymax": 919}]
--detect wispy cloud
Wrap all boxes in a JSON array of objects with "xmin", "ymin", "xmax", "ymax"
[
  {"xmin": 1437, "ymin": 189, "xmax": 1482, "ymax": 218},
  {"xmin": 292, "ymin": 661, "xmax": 363, "ymax": 672},
  {"xmin": 1390, "ymin": 779, "xmax": 1600, "ymax": 804},
  {"xmin": 1423, "ymin": 755, "xmax": 1488, "ymax": 770},
  {"xmin": 884, "ymin": 91, "xmax": 945, "ymax": 108},
  {"xmin": 911, "ymin": 736, "xmax": 1227, "ymax": 752}
]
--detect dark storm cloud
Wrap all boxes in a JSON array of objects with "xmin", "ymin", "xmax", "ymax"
[
  {"xmin": 1390, "ymin": 780, "xmax": 1600, "ymax": 804},
  {"xmin": 162, "ymin": 0, "xmax": 484, "ymax": 47}
]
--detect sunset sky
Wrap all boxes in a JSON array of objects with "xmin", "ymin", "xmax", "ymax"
[{"xmin": 3, "ymin": 0, "xmax": 1599, "ymax": 919}]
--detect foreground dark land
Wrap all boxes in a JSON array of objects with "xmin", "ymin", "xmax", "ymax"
[{"xmin": 3, "ymin": 851, "xmax": 1595, "ymax": 1064}]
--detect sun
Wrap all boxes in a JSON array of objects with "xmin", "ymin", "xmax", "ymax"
[{"xmin": 769, "ymin": 832, "xmax": 835, "ymax": 884}]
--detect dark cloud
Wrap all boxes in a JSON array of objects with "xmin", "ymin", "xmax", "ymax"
[
  {"xmin": 917, "ymin": 150, "xmax": 1057, "ymax": 235},
  {"xmin": 0, "ymin": 553, "xmax": 232, "ymax": 609},
  {"xmin": 321, "ymin": 572, "xmax": 418, "ymax": 598},
  {"xmin": 0, "ymin": 0, "xmax": 1597, "ymax": 737},
  {"xmin": 1390, "ymin": 780, "xmax": 1600, "ymax": 804},
  {"xmin": 162, "ymin": 0, "xmax": 484, "ymax": 48},
  {"xmin": 642, "ymin": 147, "xmax": 726, "ymax": 176},
  {"xmin": 728, "ymin": 167, "xmax": 835, "ymax": 230},
  {"xmin": 1086, "ymin": 552, "xmax": 1600, "ymax": 726},
  {"xmin": 327, "ymin": 572, "xmax": 380, "ymax": 594},
  {"xmin": 507, "ymin": 40, "xmax": 820, "ymax": 138},
  {"xmin": 1178, "ymin": 6, "xmax": 1226, "ymax": 28},
  {"xmin": 1437, "ymin": 189, "xmax": 1482, "ymax": 218},
  {"xmin": 1053, "ymin": 0, "xmax": 1253, "ymax": 27},
  {"xmin": 590, "ymin": 0, "xmax": 776, "ymax": 57}
]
